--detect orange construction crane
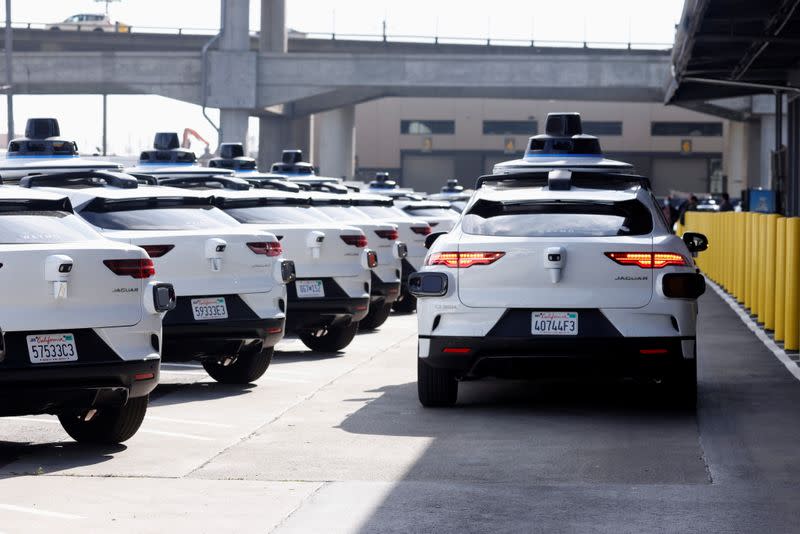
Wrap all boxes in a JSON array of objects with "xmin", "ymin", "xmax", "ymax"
[{"xmin": 181, "ymin": 128, "xmax": 210, "ymax": 151}]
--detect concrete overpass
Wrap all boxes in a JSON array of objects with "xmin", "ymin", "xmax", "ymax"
[{"xmin": 0, "ymin": 0, "xmax": 671, "ymax": 176}]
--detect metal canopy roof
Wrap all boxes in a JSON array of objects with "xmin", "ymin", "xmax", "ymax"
[{"xmin": 667, "ymin": 0, "xmax": 800, "ymax": 103}]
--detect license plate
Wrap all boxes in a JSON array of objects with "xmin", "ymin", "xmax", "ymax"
[
  {"xmin": 296, "ymin": 280, "xmax": 325, "ymax": 298},
  {"xmin": 532, "ymin": 311, "xmax": 578, "ymax": 336},
  {"xmin": 27, "ymin": 333, "xmax": 78, "ymax": 364},
  {"xmin": 191, "ymin": 297, "xmax": 228, "ymax": 320}
]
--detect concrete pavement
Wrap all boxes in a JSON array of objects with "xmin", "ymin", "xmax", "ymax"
[{"xmin": 0, "ymin": 291, "xmax": 799, "ymax": 533}]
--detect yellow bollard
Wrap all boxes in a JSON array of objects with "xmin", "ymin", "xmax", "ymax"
[
  {"xmin": 763, "ymin": 214, "xmax": 779, "ymax": 330},
  {"xmin": 757, "ymin": 214, "xmax": 769, "ymax": 323},
  {"xmin": 746, "ymin": 213, "xmax": 758, "ymax": 311},
  {"xmin": 735, "ymin": 213, "xmax": 746, "ymax": 302},
  {"xmin": 785, "ymin": 218, "xmax": 800, "ymax": 352},
  {"xmin": 775, "ymin": 217, "xmax": 787, "ymax": 342}
]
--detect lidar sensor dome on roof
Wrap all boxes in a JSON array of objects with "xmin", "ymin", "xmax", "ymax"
[
  {"xmin": 153, "ymin": 132, "xmax": 180, "ymax": 151},
  {"xmin": 25, "ymin": 118, "xmax": 61, "ymax": 139}
]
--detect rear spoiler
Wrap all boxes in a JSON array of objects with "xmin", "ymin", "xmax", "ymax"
[
  {"xmin": 476, "ymin": 170, "xmax": 651, "ymax": 191},
  {"xmin": 246, "ymin": 177, "xmax": 303, "ymax": 193},
  {"xmin": 0, "ymin": 196, "xmax": 74, "ymax": 214},
  {"xmin": 213, "ymin": 195, "xmax": 311, "ymax": 209},
  {"xmin": 155, "ymin": 175, "xmax": 251, "ymax": 191},
  {"xmin": 82, "ymin": 195, "xmax": 215, "ymax": 213},
  {"xmin": 19, "ymin": 170, "xmax": 139, "ymax": 189}
]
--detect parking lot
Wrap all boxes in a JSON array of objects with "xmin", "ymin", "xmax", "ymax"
[{"xmin": 0, "ymin": 289, "xmax": 797, "ymax": 533}]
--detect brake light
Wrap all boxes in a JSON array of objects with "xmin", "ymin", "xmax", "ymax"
[
  {"xmin": 140, "ymin": 245, "xmax": 174, "ymax": 258},
  {"xmin": 375, "ymin": 229, "xmax": 399, "ymax": 240},
  {"xmin": 411, "ymin": 225, "xmax": 432, "ymax": 236},
  {"xmin": 426, "ymin": 251, "xmax": 505, "ymax": 268},
  {"xmin": 341, "ymin": 234, "xmax": 368, "ymax": 247},
  {"xmin": 248, "ymin": 241, "xmax": 283, "ymax": 257},
  {"xmin": 605, "ymin": 252, "xmax": 687, "ymax": 269},
  {"xmin": 443, "ymin": 347, "xmax": 471, "ymax": 354},
  {"xmin": 103, "ymin": 259, "xmax": 155, "ymax": 279}
]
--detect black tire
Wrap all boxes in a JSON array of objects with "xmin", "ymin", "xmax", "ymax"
[
  {"xmin": 672, "ymin": 357, "xmax": 697, "ymax": 409},
  {"xmin": 58, "ymin": 395, "xmax": 149, "ymax": 444},
  {"xmin": 202, "ymin": 347, "xmax": 273, "ymax": 384},
  {"xmin": 359, "ymin": 302, "xmax": 392, "ymax": 330},
  {"xmin": 417, "ymin": 358, "xmax": 458, "ymax": 407},
  {"xmin": 392, "ymin": 292, "xmax": 417, "ymax": 313},
  {"xmin": 298, "ymin": 322, "xmax": 359, "ymax": 352}
]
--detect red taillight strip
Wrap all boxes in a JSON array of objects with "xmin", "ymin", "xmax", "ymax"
[
  {"xmin": 103, "ymin": 259, "xmax": 155, "ymax": 279},
  {"xmin": 247, "ymin": 241, "xmax": 283, "ymax": 257},
  {"xmin": 605, "ymin": 252, "xmax": 687, "ymax": 269},
  {"xmin": 443, "ymin": 347, "xmax": 471, "ymax": 354},
  {"xmin": 426, "ymin": 251, "xmax": 505, "ymax": 268},
  {"xmin": 375, "ymin": 229, "xmax": 399, "ymax": 240},
  {"xmin": 411, "ymin": 225, "xmax": 432, "ymax": 236},
  {"xmin": 140, "ymin": 245, "xmax": 174, "ymax": 258},
  {"xmin": 640, "ymin": 349, "xmax": 669, "ymax": 355},
  {"xmin": 341, "ymin": 234, "xmax": 368, "ymax": 247},
  {"xmin": 134, "ymin": 372, "xmax": 155, "ymax": 381}
]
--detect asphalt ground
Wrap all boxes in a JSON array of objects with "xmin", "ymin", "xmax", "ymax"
[{"xmin": 0, "ymin": 290, "xmax": 798, "ymax": 533}]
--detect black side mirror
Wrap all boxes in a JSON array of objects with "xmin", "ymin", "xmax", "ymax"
[
  {"xmin": 425, "ymin": 232, "xmax": 446, "ymax": 249},
  {"xmin": 683, "ymin": 232, "xmax": 708, "ymax": 255},
  {"xmin": 408, "ymin": 272, "xmax": 448, "ymax": 297}
]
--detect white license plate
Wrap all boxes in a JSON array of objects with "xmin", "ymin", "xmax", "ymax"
[
  {"xmin": 27, "ymin": 333, "xmax": 78, "ymax": 364},
  {"xmin": 191, "ymin": 297, "xmax": 229, "ymax": 320},
  {"xmin": 532, "ymin": 312, "xmax": 578, "ymax": 336},
  {"xmin": 296, "ymin": 280, "xmax": 325, "ymax": 298}
]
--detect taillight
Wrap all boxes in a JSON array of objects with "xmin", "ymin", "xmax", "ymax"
[
  {"xmin": 103, "ymin": 259, "xmax": 155, "ymax": 279},
  {"xmin": 140, "ymin": 245, "xmax": 174, "ymax": 258},
  {"xmin": 605, "ymin": 252, "xmax": 687, "ymax": 269},
  {"xmin": 426, "ymin": 251, "xmax": 505, "ymax": 268},
  {"xmin": 248, "ymin": 241, "xmax": 283, "ymax": 257},
  {"xmin": 375, "ymin": 229, "xmax": 399, "ymax": 240},
  {"xmin": 341, "ymin": 234, "xmax": 368, "ymax": 247},
  {"xmin": 411, "ymin": 225, "xmax": 432, "ymax": 236}
]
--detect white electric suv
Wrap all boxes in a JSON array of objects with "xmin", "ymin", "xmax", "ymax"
[
  {"xmin": 0, "ymin": 186, "xmax": 175, "ymax": 443},
  {"xmin": 20, "ymin": 171, "xmax": 293, "ymax": 384},
  {"xmin": 410, "ymin": 113, "xmax": 708, "ymax": 407}
]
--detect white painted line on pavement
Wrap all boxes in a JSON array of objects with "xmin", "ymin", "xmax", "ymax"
[
  {"xmin": 708, "ymin": 279, "xmax": 800, "ymax": 382},
  {"xmin": 146, "ymin": 416, "xmax": 234, "ymax": 428},
  {"xmin": 138, "ymin": 429, "xmax": 215, "ymax": 441},
  {"xmin": 0, "ymin": 504, "xmax": 84, "ymax": 520}
]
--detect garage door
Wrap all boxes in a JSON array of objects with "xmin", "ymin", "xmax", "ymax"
[
  {"xmin": 401, "ymin": 155, "xmax": 456, "ymax": 194},
  {"xmin": 652, "ymin": 158, "xmax": 708, "ymax": 196}
]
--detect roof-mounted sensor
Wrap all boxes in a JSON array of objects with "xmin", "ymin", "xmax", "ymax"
[{"xmin": 7, "ymin": 118, "xmax": 79, "ymax": 157}]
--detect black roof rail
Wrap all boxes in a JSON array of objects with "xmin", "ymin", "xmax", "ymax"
[
  {"xmin": 19, "ymin": 170, "xmax": 139, "ymax": 189},
  {"xmin": 476, "ymin": 170, "xmax": 651, "ymax": 191},
  {"xmin": 309, "ymin": 195, "xmax": 351, "ymax": 206},
  {"xmin": 155, "ymin": 175, "xmax": 251, "ymax": 191},
  {"xmin": 293, "ymin": 181, "xmax": 349, "ymax": 195},
  {"xmin": 127, "ymin": 173, "xmax": 159, "ymax": 186},
  {"xmin": 245, "ymin": 177, "xmax": 303, "ymax": 193}
]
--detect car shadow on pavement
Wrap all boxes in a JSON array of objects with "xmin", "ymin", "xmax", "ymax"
[
  {"xmin": 0, "ymin": 440, "xmax": 124, "ymax": 478},
  {"xmin": 149, "ymin": 382, "xmax": 256, "ymax": 407},
  {"xmin": 272, "ymin": 350, "xmax": 345, "ymax": 363}
]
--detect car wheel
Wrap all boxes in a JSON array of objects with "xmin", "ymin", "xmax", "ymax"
[
  {"xmin": 202, "ymin": 346, "xmax": 273, "ymax": 384},
  {"xmin": 298, "ymin": 322, "xmax": 359, "ymax": 352},
  {"xmin": 671, "ymin": 357, "xmax": 697, "ymax": 409},
  {"xmin": 417, "ymin": 359, "xmax": 458, "ymax": 407},
  {"xmin": 58, "ymin": 395, "xmax": 148, "ymax": 444},
  {"xmin": 392, "ymin": 292, "xmax": 417, "ymax": 313},
  {"xmin": 359, "ymin": 302, "xmax": 392, "ymax": 330},
  {"xmin": 49, "ymin": 27, "xmax": 61, "ymax": 30},
  {"xmin": 93, "ymin": 27, "xmax": 104, "ymax": 32}
]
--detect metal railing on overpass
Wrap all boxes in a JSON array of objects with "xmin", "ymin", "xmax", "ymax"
[
  {"xmin": 679, "ymin": 212, "xmax": 800, "ymax": 351},
  {"xmin": 2, "ymin": 21, "xmax": 672, "ymax": 50}
]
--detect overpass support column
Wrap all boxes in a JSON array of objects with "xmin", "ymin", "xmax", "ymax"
[
  {"xmin": 258, "ymin": 116, "xmax": 291, "ymax": 170},
  {"xmin": 316, "ymin": 106, "xmax": 355, "ymax": 179},
  {"xmin": 220, "ymin": 110, "xmax": 250, "ymax": 146},
  {"xmin": 260, "ymin": 0, "xmax": 287, "ymax": 53}
]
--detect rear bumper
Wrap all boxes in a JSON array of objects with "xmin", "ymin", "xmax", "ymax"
[
  {"xmin": 421, "ymin": 335, "xmax": 695, "ymax": 379},
  {"xmin": 286, "ymin": 297, "xmax": 371, "ymax": 331},
  {"xmin": 370, "ymin": 272, "xmax": 401, "ymax": 304},
  {"xmin": 163, "ymin": 317, "xmax": 285, "ymax": 360},
  {"xmin": 0, "ymin": 359, "xmax": 159, "ymax": 416}
]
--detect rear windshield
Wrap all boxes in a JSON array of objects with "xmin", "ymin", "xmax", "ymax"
[
  {"xmin": 81, "ymin": 207, "xmax": 238, "ymax": 231},
  {"xmin": 0, "ymin": 212, "xmax": 100, "ymax": 244},
  {"xmin": 312, "ymin": 205, "xmax": 365, "ymax": 221},
  {"xmin": 356, "ymin": 205, "xmax": 416, "ymax": 220},
  {"xmin": 462, "ymin": 199, "xmax": 653, "ymax": 237},
  {"xmin": 223, "ymin": 205, "xmax": 324, "ymax": 225},
  {"xmin": 404, "ymin": 206, "xmax": 457, "ymax": 218}
]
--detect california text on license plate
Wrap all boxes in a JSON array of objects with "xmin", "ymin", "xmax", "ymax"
[
  {"xmin": 531, "ymin": 311, "xmax": 578, "ymax": 336},
  {"xmin": 296, "ymin": 280, "xmax": 325, "ymax": 298},
  {"xmin": 27, "ymin": 333, "xmax": 78, "ymax": 364},
  {"xmin": 191, "ymin": 297, "xmax": 229, "ymax": 320}
]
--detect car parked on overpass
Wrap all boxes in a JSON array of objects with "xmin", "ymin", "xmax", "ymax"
[{"xmin": 46, "ymin": 13, "xmax": 130, "ymax": 32}]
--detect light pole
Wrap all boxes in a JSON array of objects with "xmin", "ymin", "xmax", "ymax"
[{"xmin": 5, "ymin": 0, "xmax": 13, "ymax": 142}]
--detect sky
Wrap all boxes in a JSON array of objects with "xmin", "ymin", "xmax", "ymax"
[{"xmin": 0, "ymin": 0, "xmax": 685, "ymax": 155}]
